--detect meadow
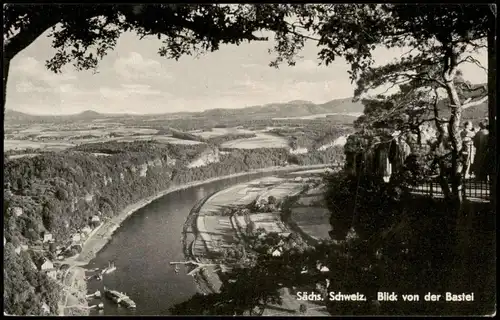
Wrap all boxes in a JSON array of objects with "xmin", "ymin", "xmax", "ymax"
[{"xmin": 220, "ymin": 133, "xmax": 288, "ymax": 149}]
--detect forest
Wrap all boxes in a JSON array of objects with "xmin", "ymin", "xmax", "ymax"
[
  {"xmin": 3, "ymin": 140, "xmax": 343, "ymax": 315},
  {"xmin": 268, "ymin": 123, "xmax": 353, "ymax": 151}
]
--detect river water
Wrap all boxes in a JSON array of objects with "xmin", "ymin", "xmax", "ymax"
[{"xmin": 86, "ymin": 170, "xmax": 300, "ymax": 315}]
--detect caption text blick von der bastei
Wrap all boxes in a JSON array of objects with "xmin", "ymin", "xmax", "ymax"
[{"xmin": 296, "ymin": 291, "xmax": 475, "ymax": 302}]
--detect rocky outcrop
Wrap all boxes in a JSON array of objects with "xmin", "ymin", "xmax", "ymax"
[
  {"xmin": 187, "ymin": 147, "xmax": 220, "ymax": 168},
  {"xmin": 84, "ymin": 193, "xmax": 94, "ymax": 203},
  {"xmin": 11, "ymin": 207, "xmax": 23, "ymax": 217},
  {"xmin": 317, "ymin": 135, "xmax": 348, "ymax": 151},
  {"xmin": 139, "ymin": 164, "xmax": 148, "ymax": 177},
  {"xmin": 289, "ymin": 147, "xmax": 308, "ymax": 155}
]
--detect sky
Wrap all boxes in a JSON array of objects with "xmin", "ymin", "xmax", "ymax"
[{"xmin": 5, "ymin": 28, "xmax": 488, "ymax": 115}]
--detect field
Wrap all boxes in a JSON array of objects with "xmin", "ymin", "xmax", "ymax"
[
  {"xmin": 199, "ymin": 177, "xmax": 285, "ymax": 215},
  {"xmin": 257, "ymin": 182, "xmax": 304, "ymax": 202},
  {"xmin": 3, "ymin": 120, "xmax": 207, "ymax": 153},
  {"xmin": 114, "ymin": 135, "xmax": 204, "ymax": 145},
  {"xmin": 7, "ymin": 153, "xmax": 42, "ymax": 160},
  {"xmin": 272, "ymin": 112, "xmax": 363, "ymax": 120},
  {"xmin": 189, "ymin": 127, "xmax": 254, "ymax": 139},
  {"xmin": 4, "ymin": 109, "xmax": 353, "ymax": 159},
  {"xmin": 289, "ymin": 168, "xmax": 335, "ymax": 176},
  {"xmin": 249, "ymin": 213, "xmax": 288, "ymax": 234},
  {"xmin": 290, "ymin": 207, "xmax": 331, "ymax": 240},
  {"xmin": 220, "ymin": 133, "xmax": 288, "ymax": 149},
  {"xmin": 195, "ymin": 177, "xmax": 290, "ymax": 265},
  {"xmin": 4, "ymin": 139, "xmax": 75, "ymax": 151}
]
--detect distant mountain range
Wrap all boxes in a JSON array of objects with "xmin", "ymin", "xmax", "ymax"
[
  {"xmin": 5, "ymin": 92, "xmax": 488, "ymax": 124},
  {"xmin": 4, "ymin": 97, "xmax": 365, "ymax": 123}
]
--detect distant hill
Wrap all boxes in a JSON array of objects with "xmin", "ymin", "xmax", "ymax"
[
  {"xmin": 75, "ymin": 110, "xmax": 103, "ymax": 119},
  {"xmin": 435, "ymin": 83, "xmax": 488, "ymax": 122},
  {"xmin": 5, "ymin": 98, "xmax": 365, "ymax": 123},
  {"xmin": 198, "ymin": 97, "xmax": 365, "ymax": 119},
  {"xmin": 4, "ymin": 92, "xmax": 487, "ymax": 124},
  {"xmin": 3, "ymin": 109, "xmax": 134, "ymax": 123}
]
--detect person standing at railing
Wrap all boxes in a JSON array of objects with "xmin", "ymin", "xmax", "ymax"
[
  {"xmin": 460, "ymin": 121, "xmax": 476, "ymax": 179},
  {"xmin": 389, "ymin": 132, "xmax": 411, "ymax": 174},
  {"xmin": 472, "ymin": 120, "xmax": 489, "ymax": 181}
]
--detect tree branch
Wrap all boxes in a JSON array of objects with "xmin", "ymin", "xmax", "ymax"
[
  {"xmin": 459, "ymin": 81, "xmax": 487, "ymax": 93},
  {"xmin": 4, "ymin": 16, "xmax": 59, "ymax": 60},
  {"xmin": 285, "ymin": 22, "xmax": 321, "ymax": 42},
  {"xmin": 461, "ymin": 95, "xmax": 488, "ymax": 109},
  {"xmin": 457, "ymin": 55, "xmax": 488, "ymax": 72}
]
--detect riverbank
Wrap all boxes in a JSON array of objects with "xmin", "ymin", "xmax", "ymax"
[
  {"xmin": 73, "ymin": 163, "xmax": 330, "ymax": 266},
  {"xmin": 59, "ymin": 164, "xmax": 329, "ymax": 316},
  {"xmin": 184, "ymin": 171, "xmax": 331, "ymax": 315},
  {"xmin": 181, "ymin": 193, "xmax": 220, "ymax": 295},
  {"xmin": 58, "ymin": 266, "xmax": 89, "ymax": 316}
]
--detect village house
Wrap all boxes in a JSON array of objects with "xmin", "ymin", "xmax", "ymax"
[
  {"xmin": 12, "ymin": 207, "xmax": 23, "ymax": 217},
  {"xmin": 82, "ymin": 226, "xmax": 92, "ymax": 236},
  {"xmin": 15, "ymin": 246, "xmax": 21, "ymax": 255},
  {"xmin": 91, "ymin": 215, "xmax": 101, "ymax": 223},
  {"xmin": 72, "ymin": 233, "xmax": 81, "ymax": 243},
  {"xmin": 271, "ymin": 248, "xmax": 283, "ymax": 257},
  {"xmin": 44, "ymin": 264, "xmax": 57, "ymax": 280},
  {"xmin": 43, "ymin": 232, "xmax": 53, "ymax": 243},
  {"xmin": 40, "ymin": 259, "xmax": 54, "ymax": 271},
  {"xmin": 13, "ymin": 207, "xmax": 23, "ymax": 217},
  {"xmin": 41, "ymin": 303, "xmax": 50, "ymax": 314},
  {"xmin": 30, "ymin": 260, "xmax": 38, "ymax": 270},
  {"xmin": 36, "ymin": 258, "xmax": 57, "ymax": 280},
  {"xmin": 21, "ymin": 244, "xmax": 29, "ymax": 251}
]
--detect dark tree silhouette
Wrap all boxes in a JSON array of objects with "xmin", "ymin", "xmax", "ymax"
[{"xmin": 3, "ymin": 3, "xmax": 302, "ymax": 109}]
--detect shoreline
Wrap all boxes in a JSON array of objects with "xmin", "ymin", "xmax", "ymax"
[
  {"xmin": 73, "ymin": 163, "xmax": 331, "ymax": 266},
  {"xmin": 183, "ymin": 172, "xmax": 331, "ymax": 316},
  {"xmin": 181, "ymin": 192, "xmax": 219, "ymax": 295}
]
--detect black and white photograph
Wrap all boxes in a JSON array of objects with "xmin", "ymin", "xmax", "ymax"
[{"xmin": 3, "ymin": 3, "xmax": 496, "ymax": 316}]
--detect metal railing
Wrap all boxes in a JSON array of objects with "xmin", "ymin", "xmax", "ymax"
[{"xmin": 410, "ymin": 177, "xmax": 492, "ymax": 201}]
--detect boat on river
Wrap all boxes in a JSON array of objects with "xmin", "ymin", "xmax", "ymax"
[{"xmin": 104, "ymin": 287, "xmax": 136, "ymax": 309}]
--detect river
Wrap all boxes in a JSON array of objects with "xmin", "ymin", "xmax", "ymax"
[{"xmin": 86, "ymin": 169, "xmax": 305, "ymax": 315}]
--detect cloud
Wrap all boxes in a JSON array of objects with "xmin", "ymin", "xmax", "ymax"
[
  {"xmin": 15, "ymin": 80, "xmax": 86, "ymax": 95},
  {"xmin": 15, "ymin": 81, "xmax": 52, "ymax": 93},
  {"xmin": 58, "ymin": 84, "xmax": 81, "ymax": 94},
  {"xmin": 282, "ymin": 80, "xmax": 354, "ymax": 102},
  {"xmin": 292, "ymin": 59, "xmax": 321, "ymax": 72},
  {"xmin": 240, "ymin": 63, "xmax": 261, "ymax": 69},
  {"xmin": 114, "ymin": 52, "xmax": 173, "ymax": 81},
  {"xmin": 120, "ymin": 83, "xmax": 163, "ymax": 96},
  {"xmin": 100, "ymin": 84, "xmax": 165, "ymax": 99},
  {"xmin": 12, "ymin": 56, "xmax": 77, "ymax": 86},
  {"xmin": 225, "ymin": 78, "xmax": 274, "ymax": 96}
]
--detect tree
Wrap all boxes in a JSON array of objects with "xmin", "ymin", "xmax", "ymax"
[
  {"xmin": 270, "ymin": 4, "xmax": 494, "ymax": 205},
  {"xmin": 486, "ymin": 5, "xmax": 496, "ymax": 211},
  {"xmin": 3, "ymin": 3, "xmax": 299, "ymax": 110},
  {"xmin": 352, "ymin": 74, "xmax": 486, "ymax": 200}
]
